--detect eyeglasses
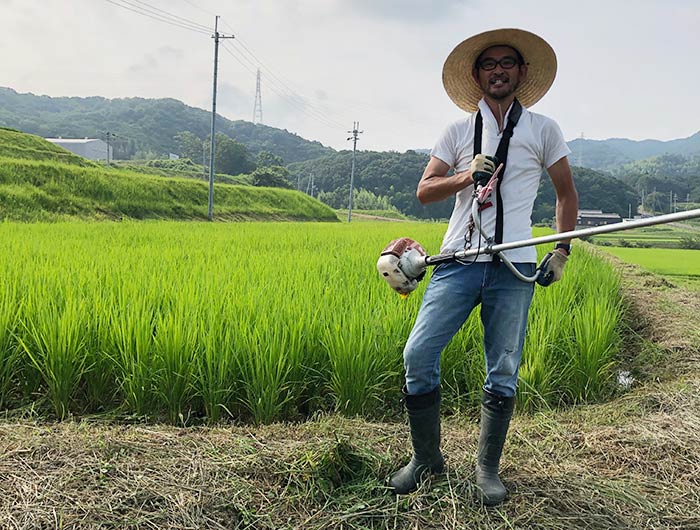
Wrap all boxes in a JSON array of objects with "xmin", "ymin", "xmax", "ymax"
[{"xmin": 478, "ymin": 57, "xmax": 520, "ymax": 71}]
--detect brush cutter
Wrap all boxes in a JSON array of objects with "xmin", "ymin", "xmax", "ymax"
[{"xmin": 377, "ymin": 166, "xmax": 700, "ymax": 296}]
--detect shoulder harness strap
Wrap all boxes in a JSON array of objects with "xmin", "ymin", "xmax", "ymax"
[{"xmin": 472, "ymin": 98, "xmax": 523, "ymax": 260}]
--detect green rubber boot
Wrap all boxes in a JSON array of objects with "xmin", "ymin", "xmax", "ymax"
[
  {"xmin": 389, "ymin": 386, "xmax": 444, "ymax": 494},
  {"xmin": 475, "ymin": 389, "xmax": 515, "ymax": 506}
]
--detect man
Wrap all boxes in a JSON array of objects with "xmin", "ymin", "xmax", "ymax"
[{"xmin": 389, "ymin": 28, "xmax": 578, "ymax": 505}]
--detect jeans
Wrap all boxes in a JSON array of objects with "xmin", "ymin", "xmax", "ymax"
[{"xmin": 403, "ymin": 260, "xmax": 535, "ymax": 397}]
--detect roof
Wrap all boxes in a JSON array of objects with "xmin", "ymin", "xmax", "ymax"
[{"xmin": 45, "ymin": 138, "xmax": 104, "ymax": 144}]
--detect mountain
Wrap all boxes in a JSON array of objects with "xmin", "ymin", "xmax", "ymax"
[
  {"xmin": 288, "ymin": 149, "xmax": 639, "ymax": 221},
  {"xmin": 567, "ymin": 133, "xmax": 700, "ymax": 171},
  {"xmin": 0, "ymin": 87, "xmax": 333, "ymax": 164},
  {"xmin": 416, "ymin": 133, "xmax": 700, "ymax": 173}
]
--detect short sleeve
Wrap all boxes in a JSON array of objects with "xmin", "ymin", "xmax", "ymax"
[
  {"xmin": 430, "ymin": 123, "xmax": 459, "ymax": 168},
  {"xmin": 542, "ymin": 118, "xmax": 571, "ymax": 169}
]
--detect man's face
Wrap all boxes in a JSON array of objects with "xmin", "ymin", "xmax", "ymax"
[{"xmin": 472, "ymin": 45, "xmax": 528, "ymax": 102}]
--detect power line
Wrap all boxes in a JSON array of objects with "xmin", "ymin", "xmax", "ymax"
[
  {"xmin": 218, "ymin": 18, "xmax": 348, "ymax": 128},
  {"xmin": 179, "ymin": 0, "xmax": 216, "ymax": 17},
  {"xmin": 222, "ymin": 41, "xmax": 344, "ymax": 127},
  {"xmin": 220, "ymin": 42, "xmax": 344, "ymax": 130},
  {"xmin": 103, "ymin": 0, "xmax": 210, "ymax": 34},
  {"xmin": 128, "ymin": 0, "xmax": 211, "ymax": 31}
]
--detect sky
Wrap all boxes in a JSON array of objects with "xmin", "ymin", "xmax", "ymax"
[{"xmin": 1, "ymin": 0, "xmax": 698, "ymax": 152}]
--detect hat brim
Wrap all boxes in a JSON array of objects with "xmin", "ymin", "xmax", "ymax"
[{"xmin": 442, "ymin": 28, "xmax": 557, "ymax": 112}]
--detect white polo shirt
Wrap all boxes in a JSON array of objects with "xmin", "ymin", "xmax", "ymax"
[{"xmin": 431, "ymin": 98, "xmax": 571, "ymax": 263}]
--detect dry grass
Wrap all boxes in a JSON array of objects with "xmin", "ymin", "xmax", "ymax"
[{"xmin": 0, "ymin": 261, "xmax": 699, "ymax": 529}]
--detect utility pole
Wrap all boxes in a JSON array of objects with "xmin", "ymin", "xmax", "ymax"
[
  {"xmin": 202, "ymin": 141, "xmax": 206, "ymax": 180},
  {"xmin": 208, "ymin": 16, "xmax": 234, "ymax": 221},
  {"xmin": 253, "ymin": 68, "xmax": 263, "ymax": 124},
  {"xmin": 105, "ymin": 131, "xmax": 116, "ymax": 166},
  {"xmin": 347, "ymin": 121, "xmax": 363, "ymax": 223}
]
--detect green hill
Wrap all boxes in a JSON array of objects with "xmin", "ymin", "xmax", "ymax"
[
  {"xmin": 289, "ymin": 149, "xmax": 640, "ymax": 221},
  {"xmin": 567, "ymin": 132, "xmax": 700, "ymax": 171},
  {"xmin": 0, "ymin": 87, "xmax": 334, "ymax": 164},
  {"xmin": 0, "ymin": 128, "xmax": 338, "ymax": 222}
]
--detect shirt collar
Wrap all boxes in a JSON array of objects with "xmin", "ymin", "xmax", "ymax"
[{"xmin": 477, "ymin": 98, "xmax": 521, "ymax": 132}]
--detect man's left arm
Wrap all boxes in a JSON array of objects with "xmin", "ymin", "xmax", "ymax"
[
  {"xmin": 547, "ymin": 156, "xmax": 578, "ymax": 253},
  {"xmin": 535, "ymin": 156, "xmax": 578, "ymax": 286}
]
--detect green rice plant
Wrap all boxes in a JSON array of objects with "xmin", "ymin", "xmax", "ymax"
[
  {"xmin": 0, "ymin": 221, "xmax": 628, "ymax": 423},
  {"xmin": 235, "ymin": 312, "xmax": 295, "ymax": 424},
  {"xmin": 152, "ymin": 297, "xmax": 201, "ymax": 424},
  {"xmin": 82, "ymin": 277, "xmax": 120, "ymax": 411},
  {"xmin": 564, "ymin": 253, "xmax": 622, "ymax": 402},
  {"xmin": 18, "ymin": 293, "xmax": 88, "ymax": 419},
  {"xmin": 195, "ymin": 307, "xmax": 236, "ymax": 424},
  {"xmin": 107, "ymin": 284, "xmax": 157, "ymax": 417},
  {"xmin": 0, "ymin": 275, "xmax": 21, "ymax": 408},
  {"xmin": 567, "ymin": 294, "xmax": 621, "ymax": 402},
  {"xmin": 322, "ymin": 312, "xmax": 396, "ymax": 417}
]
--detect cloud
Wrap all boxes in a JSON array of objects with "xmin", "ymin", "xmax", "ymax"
[
  {"xmin": 127, "ymin": 54, "xmax": 159, "ymax": 75},
  {"xmin": 217, "ymin": 81, "xmax": 254, "ymax": 121},
  {"xmin": 342, "ymin": 0, "xmax": 467, "ymax": 22},
  {"xmin": 158, "ymin": 46, "xmax": 184, "ymax": 61}
]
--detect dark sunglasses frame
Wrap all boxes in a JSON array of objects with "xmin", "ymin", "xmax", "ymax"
[{"xmin": 478, "ymin": 57, "xmax": 520, "ymax": 71}]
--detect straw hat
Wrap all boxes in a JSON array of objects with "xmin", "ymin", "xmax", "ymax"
[{"xmin": 442, "ymin": 28, "xmax": 557, "ymax": 112}]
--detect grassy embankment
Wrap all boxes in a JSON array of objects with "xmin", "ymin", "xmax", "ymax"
[{"xmin": 0, "ymin": 127, "xmax": 337, "ymax": 222}]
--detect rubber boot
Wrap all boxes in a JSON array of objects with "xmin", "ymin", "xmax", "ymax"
[
  {"xmin": 389, "ymin": 386, "xmax": 444, "ymax": 494},
  {"xmin": 474, "ymin": 389, "xmax": 515, "ymax": 505}
]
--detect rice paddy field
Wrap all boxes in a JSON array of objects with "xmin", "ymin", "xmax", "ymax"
[
  {"xmin": 3, "ymin": 220, "xmax": 700, "ymax": 530},
  {"xmin": 0, "ymin": 221, "xmax": 624, "ymax": 424},
  {"xmin": 593, "ymin": 223, "xmax": 700, "ymax": 289},
  {"xmin": 602, "ymin": 247, "xmax": 700, "ymax": 287}
]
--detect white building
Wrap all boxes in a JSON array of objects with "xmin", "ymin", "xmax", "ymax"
[{"xmin": 45, "ymin": 137, "xmax": 112, "ymax": 161}]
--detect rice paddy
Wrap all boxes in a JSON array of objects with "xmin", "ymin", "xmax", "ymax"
[{"xmin": 0, "ymin": 221, "xmax": 624, "ymax": 423}]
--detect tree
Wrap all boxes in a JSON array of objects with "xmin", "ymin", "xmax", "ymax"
[
  {"xmin": 257, "ymin": 150, "xmax": 284, "ymax": 167},
  {"xmin": 174, "ymin": 131, "xmax": 203, "ymax": 162},
  {"xmin": 251, "ymin": 165, "xmax": 293, "ymax": 188},
  {"xmin": 211, "ymin": 133, "xmax": 256, "ymax": 176}
]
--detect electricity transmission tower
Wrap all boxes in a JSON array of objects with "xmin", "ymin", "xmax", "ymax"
[
  {"xmin": 347, "ymin": 122, "xmax": 363, "ymax": 223},
  {"xmin": 253, "ymin": 68, "xmax": 263, "ymax": 124},
  {"xmin": 208, "ymin": 16, "xmax": 234, "ymax": 221}
]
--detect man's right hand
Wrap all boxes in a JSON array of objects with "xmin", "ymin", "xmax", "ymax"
[{"xmin": 470, "ymin": 155, "xmax": 498, "ymax": 188}]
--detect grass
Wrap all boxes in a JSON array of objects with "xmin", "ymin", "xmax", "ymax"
[
  {"xmin": 0, "ymin": 127, "xmax": 98, "ymax": 167},
  {"xmin": 0, "ymin": 128, "xmax": 338, "ymax": 222},
  {"xmin": 0, "ymin": 156, "xmax": 338, "ymax": 222}
]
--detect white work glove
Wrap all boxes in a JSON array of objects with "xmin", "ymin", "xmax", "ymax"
[
  {"xmin": 470, "ymin": 154, "xmax": 498, "ymax": 188},
  {"xmin": 536, "ymin": 250, "xmax": 568, "ymax": 287}
]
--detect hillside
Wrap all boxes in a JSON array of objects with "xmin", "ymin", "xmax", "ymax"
[
  {"xmin": 567, "ymin": 132, "xmax": 700, "ymax": 171},
  {"xmin": 0, "ymin": 129, "xmax": 337, "ymax": 222},
  {"xmin": 289, "ymin": 150, "xmax": 639, "ymax": 221},
  {"xmin": 0, "ymin": 87, "xmax": 333, "ymax": 164},
  {"xmin": 0, "ymin": 127, "xmax": 98, "ymax": 167}
]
